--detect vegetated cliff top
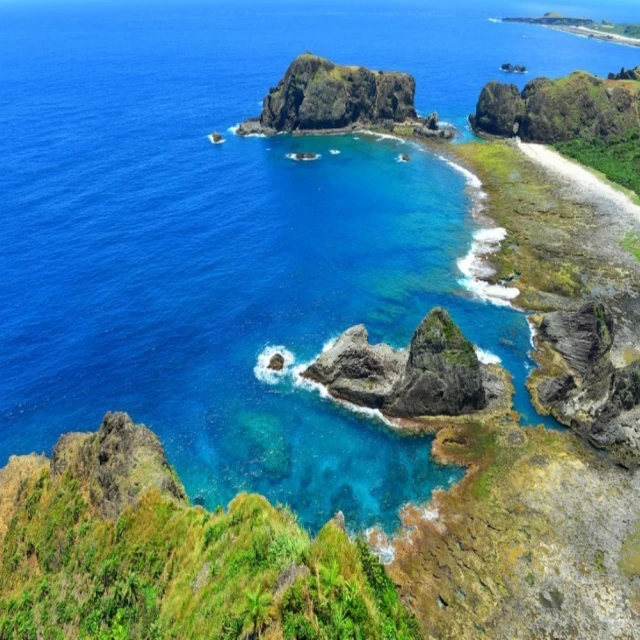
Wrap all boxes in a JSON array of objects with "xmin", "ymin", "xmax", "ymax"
[
  {"xmin": 0, "ymin": 412, "xmax": 420, "ymax": 639},
  {"xmin": 470, "ymin": 70, "xmax": 640, "ymax": 143}
]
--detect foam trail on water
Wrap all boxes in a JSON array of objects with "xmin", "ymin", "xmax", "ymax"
[
  {"xmin": 438, "ymin": 156, "xmax": 483, "ymax": 189},
  {"xmin": 329, "ymin": 149, "xmax": 341, "ymax": 155},
  {"xmin": 253, "ymin": 346, "xmax": 295, "ymax": 385},
  {"xmin": 488, "ymin": 17, "xmax": 501, "ymax": 23}
]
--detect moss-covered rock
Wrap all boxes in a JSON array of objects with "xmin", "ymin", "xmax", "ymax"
[
  {"xmin": 238, "ymin": 53, "xmax": 416, "ymax": 134},
  {"xmin": 471, "ymin": 71, "xmax": 640, "ymax": 143}
]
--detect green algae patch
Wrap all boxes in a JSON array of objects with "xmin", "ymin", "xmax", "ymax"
[
  {"xmin": 619, "ymin": 520, "xmax": 640, "ymax": 579},
  {"xmin": 622, "ymin": 231, "xmax": 640, "ymax": 262}
]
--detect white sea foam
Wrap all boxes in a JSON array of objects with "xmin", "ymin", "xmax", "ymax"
[
  {"xmin": 475, "ymin": 347, "xmax": 502, "ymax": 365},
  {"xmin": 488, "ymin": 17, "xmax": 502, "ymax": 23},
  {"xmin": 286, "ymin": 153, "xmax": 321, "ymax": 162},
  {"xmin": 228, "ymin": 124, "xmax": 240, "ymax": 135},
  {"xmin": 438, "ymin": 155, "xmax": 483, "ymax": 189},
  {"xmin": 366, "ymin": 529, "xmax": 396, "ymax": 565},
  {"xmin": 457, "ymin": 227, "xmax": 520, "ymax": 307},
  {"xmin": 356, "ymin": 130, "xmax": 405, "ymax": 144},
  {"xmin": 207, "ymin": 134, "xmax": 226, "ymax": 145},
  {"xmin": 421, "ymin": 507, "xmax": 439, "ymax": 522},
  {"xmin": 253, "ymin": 346, "xmax": 296, "ymax": 385},
  {"xmin": 395, "ymin": 154, "xmax": 409, "ymax": 164},
  {"xmin": 353, "ymin": 136, "xmax": 360, "ymax": 140},
  {"xmin": 329, "ymin": 149, "xmax": 341, "ymax": 155}
]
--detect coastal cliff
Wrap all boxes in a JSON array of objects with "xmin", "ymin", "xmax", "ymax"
[
  {"xmin": 470, "ymin": 71, "xmax": 640, "ymax": 143},
  {"xmin": 237, "ymin": 53, "xmax": 453, "ymax": 139},
  {"xmin": 0, "ymin": 413, "xmax": 420, "ymax": 639}
]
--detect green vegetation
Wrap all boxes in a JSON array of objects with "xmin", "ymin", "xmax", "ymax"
[
  {"xmin": 621, "ymin": 232, "xmax": 640, "ymax": 263},
  {"xmin": 0, "ymin": 468, "xmax": 420, "ymax": 639},
  {"xmin": 556, "ymin": 132, "xmax": 640, "ymax": 198}
]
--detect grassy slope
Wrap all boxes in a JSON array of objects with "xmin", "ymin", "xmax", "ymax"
[{"xmin": 0, "ymin": 468, "xmax": 419, "ymax": 640}]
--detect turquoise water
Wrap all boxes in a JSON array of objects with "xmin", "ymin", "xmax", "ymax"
[{"xmin": 2, "ymin": 0, "xmax": 639, "ymax": 533}]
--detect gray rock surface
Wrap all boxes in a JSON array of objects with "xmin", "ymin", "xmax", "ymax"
[
  {"xmin": 303, "ymin": 308, "xmax": 488, "ymax": 417},
  {"xmin": 532, "ymin": 302, "xmax": 640, "ymax": 464},
  {"xmin": 51, "ymin": 412, "xmax": 187, "ymax": 518}
]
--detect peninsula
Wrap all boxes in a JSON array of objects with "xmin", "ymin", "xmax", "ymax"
[{"xmin": 501, "ymin": 12, "xmax": 640, "ymax": 48}]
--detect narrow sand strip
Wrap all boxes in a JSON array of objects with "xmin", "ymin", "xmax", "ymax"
[{"xmin": 517, "ymin": 141, "xmax": 640, "ymax": 223}]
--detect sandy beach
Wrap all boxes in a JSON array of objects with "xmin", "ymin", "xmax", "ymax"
[{"xmin": 517, "ymin": 141, "xmax": 640, "ymax": 223}]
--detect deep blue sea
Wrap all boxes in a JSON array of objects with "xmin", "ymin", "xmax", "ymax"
[{"xmin": 2, "ymin": 0, "xmax": 639, "ymax": 534}]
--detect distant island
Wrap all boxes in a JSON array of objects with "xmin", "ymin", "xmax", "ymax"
[{"xmin": 501, "ymin": 11, "xmax": 640, "ymax": 48}]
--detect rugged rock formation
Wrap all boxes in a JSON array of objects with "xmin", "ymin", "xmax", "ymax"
[
  {"xmin": 51, "ymin": 412, "xmax": 187, "ymax": 518},
  {"xmin": 238, "ymin": 53, "xmax": 416, "ymax": 135},
  {"xmin": 502, "ymin": 14, "xmax": 595, "ymax": 27},
  {"xmin": 236, "ymin": 54, "xmax": 456, "ymax": 140},
  {"xmin": 530, "ymin": 302, "xmax": 640, "ymax": 464},
  {"xmin": 268, "ymin": 352, "xmax": 285, "ymax": 371},
  {"xmin": 303, "ymin": 308, "xmax": 489, "ymax": 417},
  {"xmin": 608, "ymin": 66, "xmax": 640, "ymax": 81},
  {"xmin": 470, "ymin": 71, "xmax": 640, "ymax": 142},
  {"xmin": 501, "ymin": 63, "xmax": 527, "ymax": 73}
]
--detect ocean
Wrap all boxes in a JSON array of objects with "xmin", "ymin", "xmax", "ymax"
[{"xmin": 2, "ymin": 0, "xmax": 639, "ymax": 534}]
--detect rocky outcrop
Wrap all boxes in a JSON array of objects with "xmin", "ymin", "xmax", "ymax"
[
  {"xmin": 303, "ymin": 308, "xmax": 488, "ymax": 418},
  {"xmin": 237, "ymin": 54, "xmax": 456, "ymax": 140},
  {"xmin": 268, "ymin": 352, "xmax": 285, "ymax": 371},
  {"xmin": 238, "ymin": 53, "xmax": 416, "ymax": 135},
  {"xmin": 530, "ymin": 302, "xmax": 640, "ymax": 465},
  {"xmin": 501, "ymin": 64, "xmax": 528, "ymax": 74},
  {"xmin": 608, "ymin": 66, "xmax": 640, "ymax": 81},
  {"xmin": 51, "ymin": 412, "xmax": 187, "ymax": 518},
  {"xmin": 470, "ymin": 72, "xmax": 640, "ymax": 143}
]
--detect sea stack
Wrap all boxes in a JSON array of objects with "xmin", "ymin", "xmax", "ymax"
[{"xmin": 303, "ymin": 308, "xmax": 490, "ymax": 418}]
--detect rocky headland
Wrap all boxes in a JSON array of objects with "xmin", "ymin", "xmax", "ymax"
[
  {"xmin": 470, "ymin": 71, "xmax": 640, "ymax": 142},
  {"xmin": 303, "ymin": 308, "xmax": 510, "ymax": 421},
  {"xmin": 237, "ymin": 53, "xmax": 455, "ymax": 140},
  {"xmin": 609, "ymin": 66, "xmax": 640, "ymax": 81}
]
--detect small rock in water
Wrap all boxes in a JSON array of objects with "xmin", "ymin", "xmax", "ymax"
[
  {"xmin": 268, "ymin": 352, "xmax": 286, "ymax": 371},
  {"xmin": 295, "ymin": 152, "xmax": 318, "ymax": 160},
  {"xmin": 401, "ymin": 154, "xmax": 410, "ymax": 162},
  {"xmin": 211, "ymin": 131, "xmax": 224, "ymax": 143}
]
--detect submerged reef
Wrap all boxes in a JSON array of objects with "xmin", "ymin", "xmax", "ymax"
[{"xmin": 237, "ymin": 53, "xmax": 455, "ymax": 140}]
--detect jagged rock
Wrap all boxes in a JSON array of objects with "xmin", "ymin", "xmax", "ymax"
[
  {"xmin": 385, "ymin": 309, "xmax": 486, "ymax": 417},
  {"xmin": 608, "ymin": 66, "xmax": 640, "ymax": 81},
  {"xmin": 211, "ymin": 131, "xmax": 223, "ymax": 143},
  {"xmin": 303, "ymin": 308, "xmax": 487, "ymax": 418},
  {"xmin": 401, "ymin": 154, "xmax": 411, "ymax": 162},
  {"xmin": 531, "ymin": 302, "xmax": 640, "ymax": 465},
  {"xmin": 471, "ymin": 71, "xmax": 640, "ymax": 143},
  {"xmin": 501, "ymin": 63, "xmax": 527, "ymax": 73},
  {"xmin": 538, "ymin": 302, "xmax": 614, "ymax": 379},
  {"xmin": 51, "ymin": 412, "xmax": 187, "ymax": 519},
  {"xmin": 293, "ymin": 152, "xmax": 318, "ymax": 161},
  {"xmin": 268, "ymin": 353, "xmax": 285, "ymax": 371},
  {"xmin": 303, "ymin": 324, "xmax": 407, "ymax": 408},
  {"xmin": 238, "ymin": 53, "xmax": 416, "ymax": 135}
]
